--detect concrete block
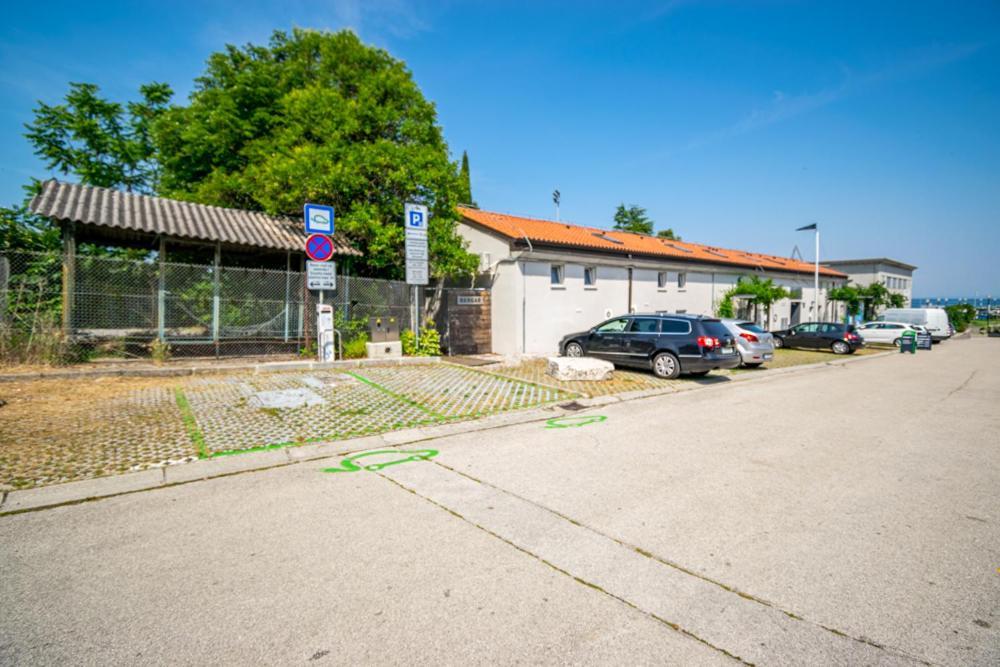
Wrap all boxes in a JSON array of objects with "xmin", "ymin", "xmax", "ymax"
[
  {"xmin": 546, "ymin": 356, "xmax": 614, "ymax": 381},
  {"xmin": 366, "ymin": 341, "xmax": 403, "ymax": 359}
]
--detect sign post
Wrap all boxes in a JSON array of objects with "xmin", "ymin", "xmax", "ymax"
[
  {"xmin": 304, "ymin": 203, "xmax": 336, "ymax": 361},
  {"xmin": 404, "ymin": 203, "xmax": 429, "ymax": 348}
]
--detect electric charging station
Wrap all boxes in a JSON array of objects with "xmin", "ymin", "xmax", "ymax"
[{"xmin": 316, "ymin": 303, "xmax": 335, "ymax": 362}]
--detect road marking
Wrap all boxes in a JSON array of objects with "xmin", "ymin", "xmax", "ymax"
[
  {"xmin": 545, "ymin": 415, "xmax": 607, "ymax": 429},
  {"xmin": 321, "ymin": 449, "xmax": 438, "ymax": 473}
]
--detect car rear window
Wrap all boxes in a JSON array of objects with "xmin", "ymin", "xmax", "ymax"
[
  {"xmin": 701, "ymin": 320, "xmax": 731, "ymax": 339},
  {"xmin": 736, "ymin": 322, "xmax": 765, "ymax": 333}
]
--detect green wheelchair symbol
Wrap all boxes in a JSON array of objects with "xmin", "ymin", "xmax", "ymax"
[
  {"xmin": 545, "ymin": 415, "xmax": 607, "ymax": 429},
  {"xmin": 321, "ymin": 449, "xmax": 439, "ymax": 473}
]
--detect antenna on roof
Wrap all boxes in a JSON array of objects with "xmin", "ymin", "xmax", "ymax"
[
  {"xmin": 552, "ymin": 189, "xmax": 561, "ymax": 221},
  {"xmin": 791, "ymin": 244, "xmax": 803, "ymax": 262}
]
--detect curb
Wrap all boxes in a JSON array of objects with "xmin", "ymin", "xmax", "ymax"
[
  {"xmin": 0, "ymin": 348, "xmax": 896, "ymax": 516},
  {"xmin": 0, "ymin": 356, "xmax": 442, "ymax": 383}
]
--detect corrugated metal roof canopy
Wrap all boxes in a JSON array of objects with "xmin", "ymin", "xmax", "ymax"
[{"xmin": 29, "ymin": 180, "xmax": 360, "ymax": 256}]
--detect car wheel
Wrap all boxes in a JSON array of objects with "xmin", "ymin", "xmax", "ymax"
[
  {"xmin": 773, "ymin": 336, "xmax": 784, "ymax": 349},
  {"xmin": 652, "ymin": 352, "xmax": 681, "ymax": 379},
  {"xmin": 688, "ymin": 370, "xmax": 710, "ymax": 377},
  {"xmin": 892, "ymin": 338, "xmax": 901, "ymax": 347},
  {"xmin": 831, "ymin": 340, "xmax": 850, "ymax": 355},
  {"xmin": 564, "ymin": 341, "xmax": 584, "ymax": 357}
]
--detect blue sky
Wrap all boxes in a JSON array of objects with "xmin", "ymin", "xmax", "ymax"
[{"xmin": 2, "ymin": 1, "xmax": 998, "ymax": 297}]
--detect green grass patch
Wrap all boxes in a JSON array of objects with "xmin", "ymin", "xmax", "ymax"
[{"xmin": 174, "ymin": 388, "xmax": 208, "ymax": 459}]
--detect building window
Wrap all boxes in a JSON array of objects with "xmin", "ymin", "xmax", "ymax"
[
  {"xmin": 677, "ymin": 272, "xmax": 687, "ymax": 289},
  {"xmin": 550, "ymin": 264, "xmax": 565, "ymax": 286},
  {"xmin": 584, "ymin": 266, "xmax": 597, "ymax": 287},
  {"xmin": 657, "ymin": 271, "xmax": 668, "ymax": 289}
]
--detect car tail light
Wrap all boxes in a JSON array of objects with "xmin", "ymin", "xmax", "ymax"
[
  {"xmin": 845, "ymin": 332, "xmax": 860, "ymax": 341},
  {"xmin": 739, "ymin": 332, "xmax": 759, "ymax": 343},
  {"xmin": 697, "ymin": 336, "xmax": 720, "ymax": 349}
]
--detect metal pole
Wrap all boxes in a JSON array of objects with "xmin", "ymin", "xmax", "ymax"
[
  {"xmin": 283, "ymin": 251, "xmax": 291, "ymax": 342},
  {"xmin": 212, "ymin": 242, "xmax": 221, "ymax": 356},
  {"xmin": 414, "ymin": 285, "xmax": 420, "ymax": 349},
  {"xmin": 814, "ymin": 229, "xmax": 820, "ymax": 321}
]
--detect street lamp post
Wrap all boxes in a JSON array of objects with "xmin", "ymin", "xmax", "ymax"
[{"xmin": 796, "ymin": 223, "xmax": 820, "ymax": 319}]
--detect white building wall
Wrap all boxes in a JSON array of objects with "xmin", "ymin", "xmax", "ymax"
[
  {"xmin": 488, "ymin": 261, "xmax": 523, "ymax": 357},
  {"xmin": 521, "ymin": 261, "xmax": 630, "ymax": 355},
  {"xmin": 458, "ymin": 223, "xmax": 849, "ymax": 355}
]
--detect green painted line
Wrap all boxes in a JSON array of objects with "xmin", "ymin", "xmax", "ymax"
[
  {"xmin": 345, "ymin": 371, "xmax": 447, "ymax": 420},
  {"xmin": 442, "ymin": 362, "xmax": 583, "ymax": 400},
  {"xmin": 174, "ymin": 388, "xmax": 208, "ymax": 459}
]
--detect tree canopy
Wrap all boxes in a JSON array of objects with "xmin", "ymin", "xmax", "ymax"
[
  {"xmin": 612, "ymin": 204, "xmax": 653, "ymax": 235},
  {"xmin": 828, "ymin": 282, "xmax": 906, "ymax": 320},
  {"xmin": 153, "ymin": 29, "xmax": 476, "ymax": 279},
  {"xmin": 25, "ymin": 82, "xmax": 173, "ymax": 194},
  {"xmin": 656, "ymin": 228, "xmax": 680, "ymax": 240},
  {"xmin": 717, "ymin": 276, "xmax": 789, "ymax": 323}
]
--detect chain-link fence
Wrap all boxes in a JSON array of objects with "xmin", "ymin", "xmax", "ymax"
[{"xmin": 0, "ymin": 251, "xmax": 420, "ymax": 363}]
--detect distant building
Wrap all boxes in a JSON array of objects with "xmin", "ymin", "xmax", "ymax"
[
  {"xmin": 820, "ymin": 258, "xmax": 917, "ymax": 313},
  {"xmin": 457, "ymin": 207, "xmax": 848, "ymax": 356}
]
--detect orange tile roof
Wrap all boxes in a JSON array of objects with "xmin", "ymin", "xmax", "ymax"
[{"xmin": 458, "ymin": 207, "xmax": 846, "ymax": 278}]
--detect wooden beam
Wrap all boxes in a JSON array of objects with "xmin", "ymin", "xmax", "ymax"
[{"xmin": 61, "ymin": 222, "xmax": 76, "ymax": 335}]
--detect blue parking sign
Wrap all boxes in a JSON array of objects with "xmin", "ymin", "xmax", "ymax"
[
  {"xmin": 405, "ymin": 203, "xmax": 428, "ymax": 231},
  {"xmin": 304, "ymin": 203, "xmax": 335, "ymax": 235}
]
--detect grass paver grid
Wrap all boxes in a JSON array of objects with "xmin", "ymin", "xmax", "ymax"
[
  {"xmin": 182, "ymin": 372, "xmax": 435, "ymax": 456},
  {"xmin": 0, "ymin": 381, "xmax": 194, "ymax": 489},
  {"xmin": 0, "ymin": 350, "xmax": 876, "ymax": 489},
  {"xmin": 359, "ymin": 364, "xmax": 575, "ymax": 418},
  {"xmin": 490, "ymin": 360, "xmax": 684, "ymax": 397}
]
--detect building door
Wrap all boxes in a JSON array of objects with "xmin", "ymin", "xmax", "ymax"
[{"xmin": 789, "ymin": 302, "xmax": 801, "ymax": 325}]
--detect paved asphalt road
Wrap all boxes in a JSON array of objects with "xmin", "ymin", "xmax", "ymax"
[{"xmin": 2, "ymin": 338, "xmax": 998, "ymax": 665}]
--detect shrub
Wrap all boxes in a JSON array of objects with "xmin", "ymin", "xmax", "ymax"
[
  {"xmin": 401, "ymin": 323, "xmax": 441, "ymax": 356},
  {"xmin": 148, "ymin": 339, "xmax": 171, "ymax": 364},
  {"xmin": 342, "ymin": 335, "xmax": 368, "ymax": 359}
]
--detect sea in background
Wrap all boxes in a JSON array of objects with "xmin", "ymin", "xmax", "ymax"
[{"xmin": 912, "ymin": 297, "xmax": 996, "ymax": 308}]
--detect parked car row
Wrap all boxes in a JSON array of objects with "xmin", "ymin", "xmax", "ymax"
[
  {"xmin": 559, "ymin": 308, "xmax": 954, "ymax": 379},
  {"xmin": 771, "ymin": 322, "xmax": 865, "ymax": 354},
  {"xmin": 559, "ymin": 313, "xmax": 742, "ymax": 379}
]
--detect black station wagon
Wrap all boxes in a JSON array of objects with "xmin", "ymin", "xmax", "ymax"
[{"xmin": 558, "ymin": 313, "xmax": 740, "ymax": 379}]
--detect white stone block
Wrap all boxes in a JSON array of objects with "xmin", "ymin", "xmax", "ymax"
[
  {"xmin": 546, "ymin": 356, "xmax": 614, "ymax": 381},
  {"xmin": 366, "ymin": 341, "xmax": 403, "ymax": 359}
]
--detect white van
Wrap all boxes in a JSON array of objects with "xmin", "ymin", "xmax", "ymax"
[{"xmin": 879, "ymin": 308, "xmax": 951, "ymax": 342}]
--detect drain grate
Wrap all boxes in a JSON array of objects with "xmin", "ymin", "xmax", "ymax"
[{"xmin": 559, "ymin": 401, "xmax": 588, "ymax": 411}]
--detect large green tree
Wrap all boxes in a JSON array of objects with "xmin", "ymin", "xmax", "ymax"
[
  {"xmin": 612, "ymin": 204, "xmax": 653, "ymax": 235},
  {"xmin": 154, "ymin": 29, "xmax": 477, "ymax": 282},
  {"xmin": 25, "ymin": 82, "xmax": 173, "ymax": 193}
]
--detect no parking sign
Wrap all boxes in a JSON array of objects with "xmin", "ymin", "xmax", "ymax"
[{"xmin": 305, "ymin": 233, "xmax": 334, "ymax": 262}]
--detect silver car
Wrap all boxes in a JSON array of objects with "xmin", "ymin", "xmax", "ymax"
[{"xmin": 720, "ymin": 319, "xmax": 775, "ymax": 367}]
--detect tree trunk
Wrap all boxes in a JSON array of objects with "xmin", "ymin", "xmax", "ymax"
[{"xmin": 423, "ymin": 281, "xmax": 444, "ymax": 326}]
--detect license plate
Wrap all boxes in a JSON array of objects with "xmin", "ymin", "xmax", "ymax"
[{"xmin": 722, "ymin": 345, "xmax": 735, "ymax": 354}]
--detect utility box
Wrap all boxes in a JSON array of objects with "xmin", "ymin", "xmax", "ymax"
[{"xmin": 369, "ymin": 316, "xmax": 400, "ymax": 342}]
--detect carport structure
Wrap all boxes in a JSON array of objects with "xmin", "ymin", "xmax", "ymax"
[{"xmin": 28, "ymin": 180, "xmax": 360, "ymax": 354}]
